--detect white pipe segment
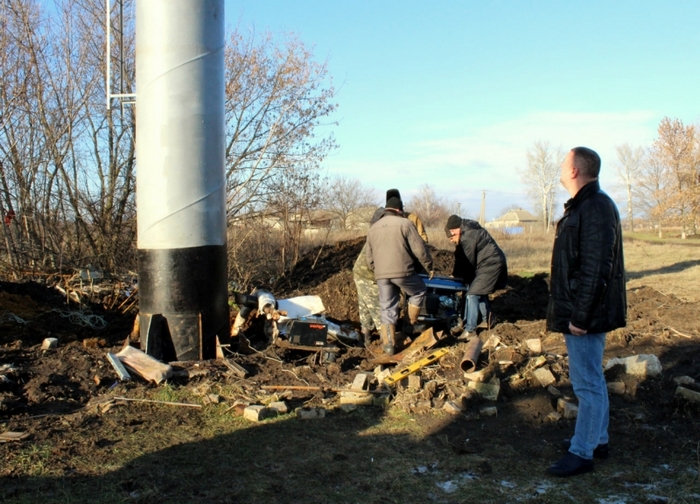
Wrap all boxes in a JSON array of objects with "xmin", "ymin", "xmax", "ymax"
[{"xmin": 135, "ymin": 0, "xmax": 226, "ymax": 249}]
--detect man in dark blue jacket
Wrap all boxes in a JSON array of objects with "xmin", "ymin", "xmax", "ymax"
[{"xmin": 546, "ymin": 147, "xmax": 626, "ymax": 477}]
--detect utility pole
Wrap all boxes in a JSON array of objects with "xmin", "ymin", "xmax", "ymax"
[
  {"xmin": 135, "ymin": 0, "xmax": 229, "ymax": 361},
  {"xmin": 478, "ymin": 191, "xmax": 486, "ymax": 226}
]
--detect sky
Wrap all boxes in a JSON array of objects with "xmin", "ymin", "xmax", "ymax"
[{"xmin": 229, "ymin": 1, "xmax": 700, "ymax": 220}]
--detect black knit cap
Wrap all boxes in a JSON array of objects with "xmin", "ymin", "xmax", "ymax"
[
  {"xmin": 386, "ymin": 189, "xmax": 401, "ymax": 202},
  {"xmin": 385, "ymin": 196, "xmax": 403, "ymax": 211},
  {"xmin": 444, "ymin": 214, "xmax": 462, "ymax": 237}
]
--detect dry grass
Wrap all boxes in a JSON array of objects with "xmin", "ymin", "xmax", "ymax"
[{"xmin": 428, "ymin": 227, "xmax": 700, "ymax": 302}]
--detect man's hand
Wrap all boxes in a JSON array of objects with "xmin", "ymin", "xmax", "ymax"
[
  {"xmin": 568, "ymin": 322, "xmax": 587, "ymax": 336},
  {"xmin": 429, "ymin": 270, "xmax": 435, "ymax": 280}
]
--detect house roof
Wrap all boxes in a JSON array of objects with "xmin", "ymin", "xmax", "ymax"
[{"xmin": 492, "ymin": 208, "xmax": 539, "ymax": 222}]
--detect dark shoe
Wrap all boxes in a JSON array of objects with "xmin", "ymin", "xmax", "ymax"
[
  {"xmin": 547, "ymin": 453, "xmax": 594, "ymax": 477},
  {"xmin": 560, "ymin": 438, "xmax": 609, "ymax": 459}
]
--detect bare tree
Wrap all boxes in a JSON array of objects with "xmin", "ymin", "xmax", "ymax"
[
  {"xmin": 646, "ymin": 118, "xmax": 700, "ymax": 237},
  {"xmin": 0, "ymin": 1, "xmax": 338, "ymax": 281},
  {"xmin": 519, "ymin": 141, "xmax": 564, "ymax": 232},
  {"xmin": 406, "ymin": 184, "xmax": 453, "ymax": 227},
  {"xmin": 638, "ymin": 147, "xmax": 672, "ymax": 238},
  {"xmin": 614, "ymin": 143, "xmax": 645, "ymax": 232},
  {"xmin": 322, "ymin": 176, "xmax": 378, "ymax": 230},
  {"xmin": 224, "ymin": 30, "xmax": 338, "ymax": 219},
  {"xmin": 264, "ymin": 164, "xmax": 326, "ymax": 276}
]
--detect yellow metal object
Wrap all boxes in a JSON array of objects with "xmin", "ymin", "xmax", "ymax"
[{"xmin": 383, "ymin": 348, "xmax": 450, "ymax": 386}]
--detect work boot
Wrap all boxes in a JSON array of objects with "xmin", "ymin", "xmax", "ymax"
[
  {"xmin": 407, "ymin": 304, "xmax": 421, "ymax": 325},
  {"xmin": 380, "ymin": 324, "xmax": 396, "ymax": 356}
]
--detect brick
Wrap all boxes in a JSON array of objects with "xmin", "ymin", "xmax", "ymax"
[
  {"xmin": 243, "ymin": 405, "xmax": 275, "ymax": 422},
  {"xmin": 533, "ymin": 367, "xmax": 556, "ymax": 387},
  {"xmin": 352, "ymin": 373, "xmax": 369, "ymax": 391},
  {"xmin": 268, "ymin": 401, "xmax": 288, "ymax": 414},
  {"xmin": 296, "ymin": 407, "xmax": 326, "ymax": 419},
  {"xmin": 525, "ymin": 338, "xmax": 542, "ymax": 354}
]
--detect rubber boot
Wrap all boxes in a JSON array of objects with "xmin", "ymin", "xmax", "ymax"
[
  {"xmin": 407, "ymin": 304, "xmax": 421, "ymax": 324},
  {"xmin": 381, "ymin": 324, "xmax": 396, "ymax": 356}
]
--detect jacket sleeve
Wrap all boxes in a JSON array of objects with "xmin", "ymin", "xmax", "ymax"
[
  {"xmin": 570, "ymin": 200, "xmax": 618, "ymax": 329},
  {"xmin": 407, "ymin": 213, "xmax": 429, "ymax": 243},
  {"xmin": 365, "ymin": 236, "xmax": 374, "ymax": 271},
  {"xmin": 406, "ymin": 223, "xmax": 433, "ymax": 272}
]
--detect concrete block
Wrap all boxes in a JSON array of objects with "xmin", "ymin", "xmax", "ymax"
[
  {"xmin": 605, "ymin": 354, "xmax": 662, "ymax": 377},
  {"xmin": 339, "ymin": 392, "xmax": 373, "ymax": 405},
  {"xmin": 673, "ymin": 376, "xmax": 695, "ymax": 386},
  {"xmin": 296, "ymin": 407, "xmax": 326, "ymax": 419},
  {"xmin": 607, "ymin": 381, "xmax": 626, "ymax": 395},
  {"xmin": 533, "ymin": 367, "xmax": 556, "ymax": 387},
  {"xmin": 525, "ymin": 338, "xmax": 542, "ymax": 354},
  {"xmin": 547, "ymin": 412, "xmax": 562, "ymax": 422},
  {"xmin": 352, "ymin": 373, "xmax": 370, "ymax": 391},
  {"xmin": 468, "ymin": 378, "xmax": 500, "ymax": 401},
  {"xmin": 479, "ymin": 406, "xmax": 498, "ymax": 417},
  {"xmin": 443, "ymin": 401, "xmax": 463, "ymax": 414},
  {"xmin": 557, "ymin": 398, "xmax": 578, "ymax": 419},
  {"xmin": 483, "ymin": 335, "xmax": 500, "ymax": 350},
  {"xmin": 340, "ymin": 403, "xmax": 357, "ymax": 413},
  {"xmin": 463, "ymin": 369, "xmax": 488, "ymax": 382},
  {"xmin": 41, "ymin": 338, "xmax": 58, "ymax": 350},
  {"xmin": 399, "ymin": 374, "xmax": 422, "ymax": 391},
  {"xmin": 268, "ymin": 401, "xmax": 288, "ymax": 414},
  {"xmin": 675, "ymin": 386, "xmax": 700, "ymax": 404},
  {"xmin": 243, "ymin": 405, "xmax": 275, "ymax": 422}
]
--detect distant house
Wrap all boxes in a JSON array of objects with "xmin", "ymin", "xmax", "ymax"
[
  {"xmin": 484, "ymin": 208, "xmax": 541, "ymax": 232},
  {"xmin": 230, "ymin": 209, "xmax": 338, "ymax": 235}
]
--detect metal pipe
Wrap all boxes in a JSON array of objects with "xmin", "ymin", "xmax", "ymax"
[
  {"xmin": 135, "ymin": 0, "xmax": 229, "ymax": 361},
  {"xmin": 460, "ymin": 337, "xmax": 483, "ymax": 373}
]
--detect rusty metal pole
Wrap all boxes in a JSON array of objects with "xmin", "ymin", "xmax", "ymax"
[{"xmin": 135, "ymin": 0, "xmax": 229, "ymax": 361}]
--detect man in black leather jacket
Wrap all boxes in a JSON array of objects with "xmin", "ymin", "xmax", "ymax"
[
  {"xmin": 444, "ymin": 215, "xmax": 508, "ymax": 338},
  {"xmin": 546, "ymin": 147, "xmax": 626, "ymax": 477}
]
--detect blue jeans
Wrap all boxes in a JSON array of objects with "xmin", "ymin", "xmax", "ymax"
[
  {"xmin": 565, "ymin": 332, "xmax": 609, "ymax": 460},
  {"xmin": 465, "ymin": 294, "xmax": 489, "ymax": 332}
]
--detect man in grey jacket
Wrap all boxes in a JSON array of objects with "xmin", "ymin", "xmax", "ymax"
[{"xmin": 366, "ymin": 196, "xmax": 433, "ymax": 355}]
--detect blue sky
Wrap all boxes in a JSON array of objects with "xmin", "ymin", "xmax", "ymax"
[{"xmin": 231, "ymin": 1, "xmax": 700, "ymax": 219}]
